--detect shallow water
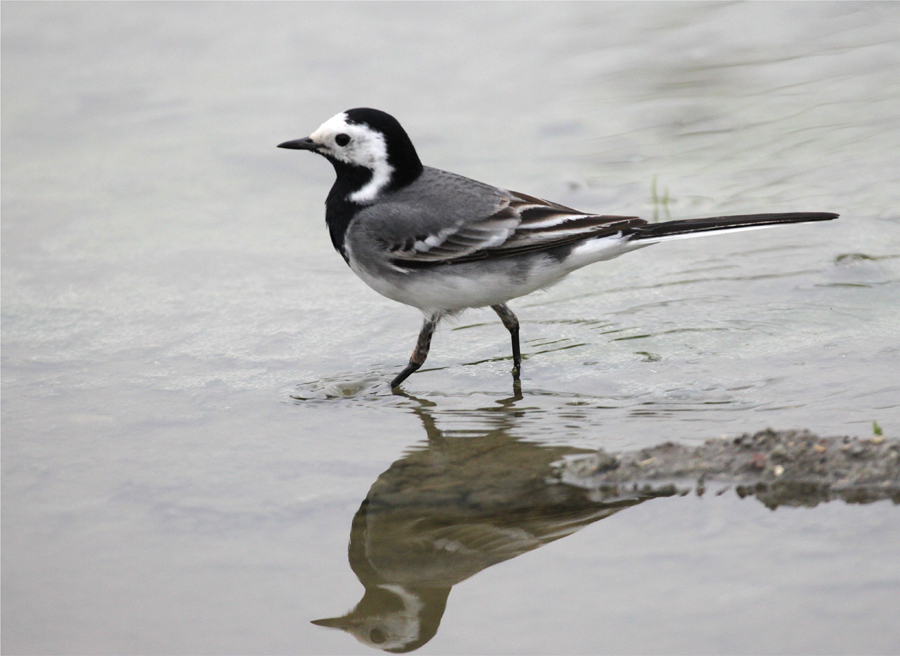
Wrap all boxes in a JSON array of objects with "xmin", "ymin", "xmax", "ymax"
[{"xmin": 3, "ymin": 2, "xmax": 899, "ymax": 654}]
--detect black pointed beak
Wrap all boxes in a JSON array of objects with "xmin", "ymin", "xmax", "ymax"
[
  {"xmin": 311, "ymin": 617, "xmax": 348, "ymax": 629},
  {"xmin": 277, "ymin": 137, "xmax": 319, "ymax": 151}
]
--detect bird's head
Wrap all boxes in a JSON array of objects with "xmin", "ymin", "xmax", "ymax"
[{"xmin": 279, "ymin": 108, "xmax": 423, "ymax": 203}]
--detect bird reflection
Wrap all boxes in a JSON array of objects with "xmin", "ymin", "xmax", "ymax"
[{"xmin": 312, "ymin": 390, "xmax": 668, "ymax": 652}]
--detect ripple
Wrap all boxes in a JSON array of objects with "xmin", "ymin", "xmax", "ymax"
[{"xmin": 290, "ymin": 372, "xmax": 392, "ymax": 403}]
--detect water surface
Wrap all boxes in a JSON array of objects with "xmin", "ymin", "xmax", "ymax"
[{"xmin": 3, "ymin": 3, "xmax": 899, "ymax": 654}]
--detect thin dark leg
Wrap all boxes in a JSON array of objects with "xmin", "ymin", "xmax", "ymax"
[
  {"xmin": 390, "ymin": 314, "xmax": 440, "ymax": 388},
  {"xmin": 491, "ymin": 303, "xmax": 521, "ymax": 379}
]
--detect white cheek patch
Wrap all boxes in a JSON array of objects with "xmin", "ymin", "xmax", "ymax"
[{"xmin": 309, "ymin": 112, "xmax": 395, "ymax": 204}]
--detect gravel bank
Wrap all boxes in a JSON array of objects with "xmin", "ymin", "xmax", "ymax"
[{"xmin": 559, "ymin": 429, "xmax": 900, "ymax": 509}]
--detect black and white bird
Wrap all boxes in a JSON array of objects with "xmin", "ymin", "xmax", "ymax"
[{"xmin": 279, "ymin": 108, "xmax": 837, "ymax": 388}]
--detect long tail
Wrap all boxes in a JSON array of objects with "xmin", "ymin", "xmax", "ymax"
[{"xmin": 626, "ymin": 212, "xmax": 838, "ymax": 243}]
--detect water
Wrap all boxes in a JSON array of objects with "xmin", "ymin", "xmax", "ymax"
[{"xmin": 3, "ymin": 2, "xmax": 899, "ymax": 654}]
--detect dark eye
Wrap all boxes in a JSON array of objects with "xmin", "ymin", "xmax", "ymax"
[
  {"xmin": 335, "ymin": 133, "xmax": 351, "ymax": 147},
  {"xmin": 369, "ymin": 628, "xmax": 386, "ymax": 644}
]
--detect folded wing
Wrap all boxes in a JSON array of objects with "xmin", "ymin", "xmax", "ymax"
[{"xmin": 387, "ymin": 190, "xmax": 644, "ymax": 268}]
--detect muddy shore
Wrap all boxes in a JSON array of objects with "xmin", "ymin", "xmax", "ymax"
[{"xmin": 559, "ymin": 429, "xmax": 900, "ymax": 509}]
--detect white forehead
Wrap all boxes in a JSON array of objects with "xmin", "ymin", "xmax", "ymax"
[
  {"xmin": 309, "ymin": 112, "xmax": 382, "ymax": 145},
  {"xmin": 309, "ymin": 112, "xmax": 352, "ymax": 141}
]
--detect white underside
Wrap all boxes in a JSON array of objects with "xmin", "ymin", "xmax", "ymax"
[
  {"xmin": 348, "ymin": 234, "xmax": 643, "ymax": 312},
  {"xmin": 350, "ymin": 260, "xmax": 561, "ymax": 311}
]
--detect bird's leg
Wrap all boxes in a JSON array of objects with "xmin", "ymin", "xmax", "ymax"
[
  {"xmin": 491, "ymin": 303, "xmax": 521, "ymax": 379},
  {"xmin": 390, "ymin": 313, "xmax": 440, "ymax": 388}
]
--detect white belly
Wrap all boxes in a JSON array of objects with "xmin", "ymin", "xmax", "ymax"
[
  {"xmin": 346, "ymin": 234, "xmax": 647, "ymax": 312},
  {"xmin": 349, "ymin": 256, "xmax": 566, "ymax": 311}
]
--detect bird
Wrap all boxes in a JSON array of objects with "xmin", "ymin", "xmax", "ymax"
[{"xmin": 278, "ymin": 108, "xmax": 838, "ymax": 388}]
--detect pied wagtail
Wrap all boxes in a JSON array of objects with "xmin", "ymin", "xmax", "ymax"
[{"xmin": 279, "ymin": 108, "xmax": 837, "ymax": 388}]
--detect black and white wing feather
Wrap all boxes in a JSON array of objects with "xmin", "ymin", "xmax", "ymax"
[
  {"xmin": 384, "ymin": 189, "xmax": 645, "ymax": 268},
  {"xmin": 352, "ymin": 166, "xmax": 837, "ymax": 270}
]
